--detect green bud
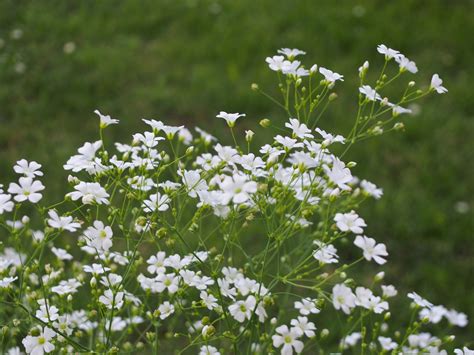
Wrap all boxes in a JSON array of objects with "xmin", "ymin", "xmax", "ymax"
[
  {"xmin": 259, "ymin": 119, "xmax": 271, "ymax": 128},
  {"xmin": 320, "ymin": 329, "xmax": 330, "ymax": 338},
  {"xmin": 185, "ymin": 146, "xmax": 194, "ymax": 155},
  {"xmin": 251, "ymin": 83, "xmax": 259, "ymax": 91},
  {"xmin": 328, "ymin": 92, "xmax": 338, "ymax": 101}
]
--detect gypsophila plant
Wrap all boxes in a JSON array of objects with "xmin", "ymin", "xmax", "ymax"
[{"xmin": 0, "ymin": 45, "xmax": 471, "ymax": 355}]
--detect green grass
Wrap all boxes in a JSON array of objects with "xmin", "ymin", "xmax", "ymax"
[{"xmin": 0, "ymin": 0, "xmax": 473, "ymax": 341}]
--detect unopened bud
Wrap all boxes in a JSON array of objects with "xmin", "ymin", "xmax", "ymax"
[
  {"xmin": 259, "ymin": 118, "xmax": 271, "ymax": 128},
  {"xmin": 251, "ymin": 83, "xmax": 259, "ymax": 91},
  {"xmin": 374, "ymin": 271, "xmax": 385, "ymax": 282},
  {"xmin": 328, "ymin": 92, "xmax": 338, "ymax": 101},
  {"xmin": 185, "ymin": 146, "xmax": 194, "ymax": 155},
  {"xmin": 394, "ymin": 122, "xmax": 405, "ymax": 131},
  {"xmin": 202, "ymin": 325, "xmax": 215, "ymax": 339},
  {"xmin": 245, "ymin": 130, "xmax": 254, "ymax": 142},
  {"xmin": 320, "ymin": 329, "xmax": 330, "ymax": 338}
]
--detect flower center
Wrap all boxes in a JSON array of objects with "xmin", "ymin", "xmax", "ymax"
[
  {"xmin": 38, "ymin": 336, "xmax": 46, "ymax": 344},
  {"xmin": 284, "ymin": 335, "xmax": 292, "ymax": 344}
]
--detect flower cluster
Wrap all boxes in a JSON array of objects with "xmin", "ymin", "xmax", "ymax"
[{"xmin": 0, "ymin": 45, "xmax": 470, "ymax": 354}]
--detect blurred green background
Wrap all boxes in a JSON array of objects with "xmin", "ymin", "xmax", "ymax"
[{"xmin": 0, "ymin": 0, "xmax": 473, "ymax": 341}]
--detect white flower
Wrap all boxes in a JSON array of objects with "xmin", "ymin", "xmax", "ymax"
[
  {"xmin": 391, "ymin": 105, "xmax": 412, "ymax": 116},
  {"xmin": 155, "ymin": 273, "xmax": 180, "ymax": 294},
  {"xmin": 377, "ymin": 44, "xmax": 401, "ymax": 60},
  {"xmin": 51, "ymin": 247, "xmax": 73, "ymax": 261},
  {"xmin": 420, "ymin": 305, "xmax": 447, "ymax": 324},
  {"xmin": 332, "ymin": 284, "xmax": 356, "ymax": 314},
  {"xmin": 83, "ymin": 263, "xmax": 110, "ymax": 275},
  {"xmin": 200, "ymin": 291, "xmax": 218, "ymax": 310},
  {"xmin": 266, "ymin": 55, "xmax": 286, "ymax": 71},
  {"xmin": 354, "ymin": 235, "xmax": 388, "ymax": 264},
  {"xmin": 294, "ymin": 298, "xmax": 320, "ymax": 316},
  {"xmin": 216, "ymin": 111, "xmax": 245, "ymax": 127},
  {"xmin": 445, "ymin": 309, "xmax": 468, "ymax": 327},
  {"xmin": 313, "ymin": 241, "xmax": 338, "ymax": 264},
  {"xmin": 147, "ymin": 251, "xmax": 167, "ymax": 274},
  {"xmin": 94, "ymin": 109, "xmax": 119, "ymax": 128},
  {"xmin": 430, "ymin": 74, "xmax": 448, "ymax": 94},
  {"xmin": 319, "ymin": 67, "xmax": 344, "ymax": 84},
  {"xmin": 359, "ymin": 85, "xmax": 381, "ymax": 101},
  {"xmin": 341, "ymin": 332, "xmax": 361, "ymax": 348},
  {"xmin": 22, "ymin": 327, "xmax": 56, "ymax": 354},
  {"xmin": 334, "ymin": 210, "xmax": 366, "ymax": 234},
  {"xmin": 14, "ymin": 159, "xmax": 43, "ymax": 178},
  {"xmin": 228, "ymin": 295, "xmax": 256, "ymax": 323},
  {"xmin": 378, "ymin": 336, "xmax": 397, "ymax": 351},
  {"xmin": 290, "ymin": 316, "xmax": 316, "ymax": 337},
  {"xmin": 158, "ymin": 123, "xmax": 184, "ymax": 138},
  {"xmin": 454, "ymin": 347, "xmax": 474, "ymax": 355},
  {"xmin": 274, "ymin": 135, "xmax": 304, "ymax": 150},
  {"xmin": 324, "ymin": 159, "xmax": 352, "ymax": 190},
  {"xmin": 395, "ymin": 55, "xmax": 418, "ymax": 73},
  {"xmin": 99, "ymin": 289, "xmax": 124, "ymax": 310},
  {"xmin": 7, "ymin": 346, "xmax": 21, "ymax": 355},
  {"xmin": 407, "ymin": 292, "xmax": 433, "ymax": 308},
  {"xmin": 0, "ymin": 276, "xmax": 17, "ymax": 288},
  {"xmin": 285, "ymin": 118, "xmax": 313, "ymax": 139},
  {"xmin": 67, "ymin": 182, "xmax": 109, "ymax": 205},
  {"xmin": 315, "ymin": 128, "xmax": 345, "ymax": 146},
  {"xmin": 47, "ymin": 210, "xmax": 81, "ymax": 232},
  {"xmin": 83, "ymin": 220, "xmax": 113, "ymax": 252},
  {"xmin": 220, "ymin": 174, "xmax": 257, "ymax": 205},
  {"xmin": 158, "ymin": 301, "xmax": 175, "ymax": 320},
  {"xmin": 277, "ymin": 48, "xmax": 306, "ymax": 58},
  {"xmin": 381, "ymin": 285, "xmax": 398, "ymax": 298},
  {"xmin": 0, "ymin": 194, "xmax": 14, "ymax": 214},
  {"xmin": 360, "ymin": 180, "xmax": 383, "ymax": 199},
  {"xmin": 142, "ymin": 192, "xmax": 170, "ymax": 213},
  {"xmin": 199, "ymin": 345, "xmax": 220, "ymax": 355},
  {"xmin": 36, "ymin": 304, "xmax": 59, "ymax": 322},
  {"xmin": 178, "ymin": 127, "xmax": 193, "ymax": 144},
  {"xmin": 180, "ymin": 170, "xmax": 208, "ymax": 198},
  {"xmin": 195, "ymin": 126, "xmax": 217, "ymax": 143},
  {"xmin": 8, "ymin": 177, "xmax": 45, "ymax": 203},
  {"xmin": 133, "ymin": 131, "xmax": 164, "ymax": 148},
  {"xmin": 272, "ymin": 325, "xmax": 304, "ymax": 354}
]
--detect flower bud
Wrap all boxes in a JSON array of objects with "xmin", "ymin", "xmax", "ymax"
[
  {"xmin": 259, "ymin": 118, "xmax": 271, "ymax": 128},
  {"xmin": 202, "ymin": 325, "xmax": 215, "ymax": 339},
  {"xmin": 329, "ymin": 93, "xmax": 338, "ymax": 101},
  {"xmin": 320, "ymin": 329, "xmax": 330, "ymax": 338},
  {"xmin": 245, "ymin": 130, "xmax": 254, "ymax": 142},
  {"xmin": 374, "ymin": 271, "xmax": 385, "ymax": 282},
  {"xmin": 394, "ymin": 122, "xmax": 405, "ymax": 131},
  {"xmin": 409, "ymin": 81, "xmax": 416, "ymax": 87},
  {"xmin": 185, "ymin": 146, "xmax": 194, "ymax": 156},
  {"xmin": 445, "ymin": 335, "xmax": 455, "ymax": 343},
  {"xmin": 251, "ymin": 83, "xmax": 259, "ymax": 91}
]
